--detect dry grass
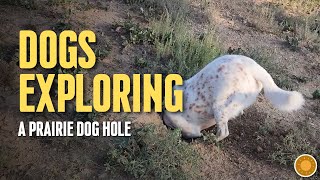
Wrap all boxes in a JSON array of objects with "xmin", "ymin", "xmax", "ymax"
[
  {"xmin": 274, "ymin": 0, "xmax": 320, "ymax": 14},
  {"xmin": 214, "ymin": 0, "xmax": 319, "ymax": 52},
  {"xmin": 259, "ymin": 1, "xmax": 320, "ymax": 51},
  {"xmin": 124, "ymin": 0, "xmax": 189, "ymax": 19}
]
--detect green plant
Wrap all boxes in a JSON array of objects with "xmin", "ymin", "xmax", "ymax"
[
  {"xmin": 0, "ymin": 147, "xmax": 8, "ymax": 170},
  {"xmin": 115, "ymin": 2, "xmax": 219, "ymax": 78},
  {"xmin": 124, "ymin": 0, "xmax": 146, "ymax": 4},
  {"xmin": 134, "ymin": 57, "xmax": 148, "ymax": 68},
  {"xmin": 274, "ymin": 3, "xmax": 320, "ymax": 52},
  {"xmin": 0, "ymin": 0, "xmax": 38, "ymax": 9},
  {"xmin": 273, "ymin": 76, "xmax": 294, "ymax": 90},
  {"xmin": 269, "ymin": 128, "xmax": 318, "ymax": 166},
  {"xmin": 228, "ymin": 0, "xmax": 320, "ymax": 52},
  {"xmin": 201, "ymin": 131, "xmax": 223, "ymax": 148},
  {"xmin": 280, "ymin": 19, "xmax": 295, "ymax": 33},
  {"xmin": 53, "ymin": 22, "xmax": 72, "ymax": 32},
  {"xmin": 50, "ymin": 0, "xmax": 74, "ymax": 33},
  {"xmin": 274, "ymin": 0, "xmax": 320, "ymax": 14},
  {"xmin": 300, "ymin": 17, "xmax": 320, "ymax": 52},
  {"xmin": 105, "ymin": 125, "xmax": 201, "ymax": 179},
  {"xmin": 56, "ymin": 66, "xmax": 84, "ymax": 75},
  {"xmin": 74, "ymin": 111, "xmax": 98, "ymax": 122},
  {"xmin": 151, "ymin": 15, "xmax": 221, "ymax": 78},
  {"xmin": 94, "ymin": 45, "xmax": 111, "ymax": 60},
  {"xmin": 312, "ymin": 89, "xmax": 320, "ymax": 99},
  {"xmin": 124, "ymin": 0, "xmax": 189, "ymax": 19},
  {"xmin": 48, "ymin": 0, "xmax": 74, "ymax": 6},
  {"xmin": 50, "ymin": 2, "xmax": 73, "ymax": 32},
  {"xmin": 114, "ymin": 20, "xmax": 156, "ymax": 45},
  {"xmin": 285, "ymin": 35, "xmax": 300, "ymax": 51},
  {"xmin": 252, "ymin": 3, "xmax": 280, "ymax": 32}
]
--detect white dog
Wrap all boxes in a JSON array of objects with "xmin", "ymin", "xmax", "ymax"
[{"xmin": 163, "ymin": 55, "xmax": 304, "ymax": 141}]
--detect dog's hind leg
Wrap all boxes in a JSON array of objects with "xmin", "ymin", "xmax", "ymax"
[
  {"xmin": 214, "ymin": 107, "xmax": 235, "ymax": 141},
  {"xmin": 240, "ymin": 110, "xmax": 244, "ymax": 115},
  {"xmin": 215, "ymin": 119, "xmax": 229, "ymax": 142}
]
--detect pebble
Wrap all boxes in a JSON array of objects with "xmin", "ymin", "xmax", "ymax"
[{"xmin": 257, "ymin": 146, "xmax": 263, "ymax": 152}]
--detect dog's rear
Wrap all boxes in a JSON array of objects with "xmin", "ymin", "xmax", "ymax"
[{"xmin": 246, "ymin": 58, "xmax": 304, "ymax": 111}]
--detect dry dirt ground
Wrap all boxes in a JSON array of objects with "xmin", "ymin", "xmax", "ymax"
[{"xmin": 0, "ymin": 0, "xmax": 319, "ymax": 179}]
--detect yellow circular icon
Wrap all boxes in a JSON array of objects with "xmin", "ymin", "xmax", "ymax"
[{"xmin": 294, "ymin": 154, "xmax": 317, "ymax": 177}]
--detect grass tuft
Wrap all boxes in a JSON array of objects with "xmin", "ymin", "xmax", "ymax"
[
  {"xmin": 124, "ymin": 0, "xmax": 189, "ymax": 19},
  {"xmin": 47, "ymin": 0, "xmax": 74, "ymax": 6},
  {"xmin": 269, "ymin": 128, "xmax": 318, "ymax": 166},
  {"xmin": 113, "ymin": 20, "xmax": 156, "ymax": 45},
  {"xmin": 312, "ymin": 89, "xmax": 320, "ymax": 99},
  {"xmin": 0, "ymin": 0, "xmax": 38, "ymax": 9},
  {"xmin": 151, "ymin": 15, "xmax": 221, "ymax": 78},
  {"xmin": 105, "ymin": 125, "xmax": 201, "ymax": 179}
]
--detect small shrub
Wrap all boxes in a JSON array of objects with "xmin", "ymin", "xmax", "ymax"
[
  {"xmin": 285, "ymin": 35, "xmax": 299, "ymax": 51},
  {"xmin": 114, "ymin": 20, "xmax": 156, "ymax": 45},
  {"xmin": 0, "ymin": 0, "xmax": 38, "ymax": 9},
  {"xmin": 201, "ymin": 131, "xmax": 223, "ymax": 148},
  {"xmin": 74, "ymin": 111, "xmax": 98, "ymax": 122},
  {"xmin": 124, "ymin": 0, "xmax": 146, "ymax": 4},
  {"xmin": 0, "ymin": 147, "xmax": 9, "ymax": 170},
  {"xmin": 134, "ymin": 57, "xmax": 148, "ymax": 68},
  {"xmin": 274, "ymin": 76, "xmax": 294, "ymax": 90},
  {"xmin": 312, "ymin": 89, "xmax": 320, "ymax": 99},
  {"xmin": 124, "ymin": 0, "xmax": 189, "ymax": 19},
  {"xmin": 51, "ymin": 1, "xmax": 74, "ymax": 32},
  {"xmin": 243, "ymin": 1, "xmax": 320, "ymax": 52},
  {"xmin": 269, "ymin": 128, "xmax": 318, "ymax": 166},
  {"xmin": 52, "ymin": 22, "xmax": 72, "ymax": 33},
  {"xmin": 114, "ymin": 14, "xmax": 220, "ymax": 78},
  {"xmin": 48, "ymin": 0, "xmax": 74, "ymax": 6},
  {"xmin": 280, "ymin": 16, "xmax": 320, "ymax": 52},
  {"xmin": 151, "ymin": 15, "xmax": 221, "ymax": 78},
  {"xmin": 94, "ymin": 43, "xmax": 111, "ymax": 60},
  {"xmin": 300, "ymin": 17, "xmax": 320, "ymax": 52},
  {"xmin": 0, "ymin": 58, "xmax": 20, "ymax": 89},
  {"xmin": 250, "ymin": 3, "xmax": 280, "ymax": 33},
  {"xmin": 275, "ymin": 0, "xmax": 320, "ymax": 15},
  {"xmin": 105, "ymin": 125, "xmax": 201, "ymax": 179},
  {"xmin": 55, "ymin": 66, "xmax": 84, "ymax": 75},
  {"xmin": 0, "ymin": 60, "xmax": 10, "ymax": 88},
  {"xmin": 280, "ymin": 19, "xmax": 296, "ymax": 33}
]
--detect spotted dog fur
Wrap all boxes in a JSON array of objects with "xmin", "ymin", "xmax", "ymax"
[{"xmin": 163, "ymin": 55, "xmax": 304, "ymax": 141}]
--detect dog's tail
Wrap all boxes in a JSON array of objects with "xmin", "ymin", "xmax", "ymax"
[{"xmin": 248, "ymin": 59, "xmax": 304, "ymax": 112}]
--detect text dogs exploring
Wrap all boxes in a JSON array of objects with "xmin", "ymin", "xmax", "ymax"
[{"xmin": 19, "ymin": 30, "xmax": 183, "ymax": 113}]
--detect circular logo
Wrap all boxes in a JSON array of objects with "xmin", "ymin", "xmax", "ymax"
[{"xmin": 294, "ymin": 154, "xmax": 317, "ymax": 177}]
